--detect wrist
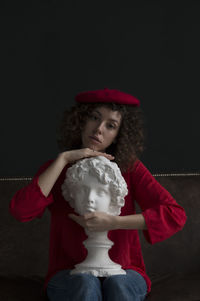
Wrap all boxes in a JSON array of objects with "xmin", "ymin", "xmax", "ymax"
[
  {"xmin": 114, "ymin": 214, "xmax": 147, "ymax": 230},
  {"xmin": 57, "ymin": 152, "xmax": 68, "ymax": 167},
  {"xmin": 112, "ymin": 215, "xmax": 122, "ymax": 229}
]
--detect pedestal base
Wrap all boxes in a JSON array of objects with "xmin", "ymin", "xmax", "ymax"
[
  {"xmin": 70, "ymin": 231, "xmax": 126, "ymax": 277},
  {"xmin": 71, "ymin": 262, "xmax": 126, "ymax": 277}
]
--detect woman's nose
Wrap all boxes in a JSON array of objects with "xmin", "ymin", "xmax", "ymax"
[{"xmin": 94, "ymin": 122, "xmax": 104, "ymax": 134}]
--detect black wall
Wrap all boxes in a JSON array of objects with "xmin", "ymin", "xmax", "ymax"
[{"xmin": 1, "ymin": 0, "xmax": 200, "ymax": 176}]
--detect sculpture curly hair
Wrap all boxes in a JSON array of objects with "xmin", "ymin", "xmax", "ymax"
[
  {"xmin": 61, "ymin": 156, "xmax": 128, "ymax": 215},
  {"xmin": 57, "ymin": 102, "xmax": 145, "ymax": 173}
]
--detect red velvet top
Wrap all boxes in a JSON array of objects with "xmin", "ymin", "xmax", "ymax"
[{"xmin": 9, "ymin": 159, "xmax": 187, "ymax": 293}]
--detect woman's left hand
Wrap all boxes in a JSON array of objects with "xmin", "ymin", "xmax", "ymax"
[{"xmin": 68, "ymin": 212, "xmax": 117, "ymax": 232}]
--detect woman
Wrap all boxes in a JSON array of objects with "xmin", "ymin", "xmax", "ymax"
[{"xmin": 10, "ymin": 88, "xmax": 187, "ymax": 301}]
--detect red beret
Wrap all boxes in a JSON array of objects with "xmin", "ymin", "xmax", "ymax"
[{"xmin": 75, "ymin": 88, "xmax": 140, "ymax": 106}]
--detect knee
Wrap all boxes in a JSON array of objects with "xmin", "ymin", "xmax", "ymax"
[
  {"xmin": 103, "ymin": 275, "xmax": 126, "ymax": 291},
  {"xmin": 74, "ymin": 273, "xmax": 100, "ymax": 288},
  {"xmin": 47, "ymin": 272, "xmax": 102, "ymax": 301},
  {"xmin": 103, "ymin": 273, "xmax": 147, "ymax": 301},
  {"xmin": 103, "ymin": 276, "xmax": 129, "ymax": 301}
]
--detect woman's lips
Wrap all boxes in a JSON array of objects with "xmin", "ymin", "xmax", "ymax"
[{"xmin": 89, "ymin": 136, "xmax": 101, "ymax": 144}]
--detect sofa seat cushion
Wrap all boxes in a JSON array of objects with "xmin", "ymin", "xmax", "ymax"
[
  {"xmin": 0, "ymin": 276, "xmax": 47, "ymax": 301},
  {"xmin": 148, "ymin": 273, "xmax": 200, "ymax": 300},
  {"xmin": 1, "ymin": 273, "xmax": 199, "ymax": 300}
]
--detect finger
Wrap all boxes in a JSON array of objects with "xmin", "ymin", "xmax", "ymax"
[
  {"xmin": 68, "ymin": 213, "xmax": 81, "ymax": 223},
  {"xmin": 68, "ymin": 213, "xmax": 77, "ymax": 219},
  {"xmin": 87, "ymin": 227, "xmax": 96, "ymax": 232},
  {"xmin": 83, "ymin": 212, "xmax": 96, "ymax": 220},
  {"xmin": 102, "ymin": 153, "xmax": 115, "ymax": 160},
  {"xmin": 88, "ymin": 149, "xmax": 115, "ymax": 160},
  {"xmin": 68, "ymin": 214, "xmax": 87, "ymax": 230}
]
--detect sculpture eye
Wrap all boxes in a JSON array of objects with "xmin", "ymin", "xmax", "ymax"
[{"xmin": 97, "ymin": 189, "xmax": 106, "ymax": 197}]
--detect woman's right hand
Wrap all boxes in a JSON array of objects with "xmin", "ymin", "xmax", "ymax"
[
  {"xmin": 59, "ymin": 148, "xmax": 115, "ymax": 165},
  {"xmin": 38, "ymin": 149, "xmax": 114, "ymax": 198}
]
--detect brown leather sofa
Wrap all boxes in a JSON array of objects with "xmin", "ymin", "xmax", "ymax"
[{"xmin": 1, "ymin": 173, "xmax": 200, "ymax": 300}]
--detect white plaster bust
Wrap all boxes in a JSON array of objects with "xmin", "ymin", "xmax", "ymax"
[{"xmin": 61, "ymin": 156, "xmax": 128, "ymax": 277}]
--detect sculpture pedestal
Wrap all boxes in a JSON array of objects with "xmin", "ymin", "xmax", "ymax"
[{"xmin": 71, "ymin": 231, "xmax": 126, "ymax": 277}]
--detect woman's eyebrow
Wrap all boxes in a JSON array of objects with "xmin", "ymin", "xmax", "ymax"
[
  {"xmin": 94, "ymin": 110, "xmax": 120, "ymax": 125},
  {"xmin": 109, "ymin": 118, "xmax": 119, "ymax": 125},
  {"xmin": 93, "ymin": 110, "xmax": 101, "ymax": 116}
]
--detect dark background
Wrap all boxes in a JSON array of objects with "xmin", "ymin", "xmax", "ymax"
[{"xmin": 1, "ymin": 0, "xmax": 200, "ymax": 176}]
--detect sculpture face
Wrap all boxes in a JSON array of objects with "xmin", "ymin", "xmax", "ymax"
[
  {"xmin": 62, "ymin": 156, "xmax": 128, "ymax": 216},
  {"xmin": 72, "ymin": 173, "xmax": 111, "ymax": 215}
]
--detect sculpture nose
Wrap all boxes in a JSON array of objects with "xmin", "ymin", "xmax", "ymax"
[{"xmin": 88, "ymin": 192, "xmax": 95, "ymax": 206}]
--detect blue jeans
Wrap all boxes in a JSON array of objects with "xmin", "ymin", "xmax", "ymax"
[{"xmin": 46, "ymin": 269, "xmax": 148, "ymax": 301}]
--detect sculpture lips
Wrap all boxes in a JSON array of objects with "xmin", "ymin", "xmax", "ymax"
[{"xmin": 85, "ymin": 206, "xmax": 95, "ymax": 212}]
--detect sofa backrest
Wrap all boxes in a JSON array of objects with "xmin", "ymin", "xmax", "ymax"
[
  {"xmin": 1, "ymin": 178, "xmax": 50, "ymax": 278},
  {"xmin": 1, "ymin": 174, "xmax": 200, "ymax": 279},
  {"xmin": 139, "ymin": 174, "xmax": 200, "ymax": 280}
]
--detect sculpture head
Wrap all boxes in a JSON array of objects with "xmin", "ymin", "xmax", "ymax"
[{"xmin": 61, "ymin": 156, "xmax": 128, "ymax": 216}]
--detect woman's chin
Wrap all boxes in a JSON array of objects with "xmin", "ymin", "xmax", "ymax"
[
  {"xmin": 94, "ymin": 147, "xmax": 105, "ymax": 153},
  {"xmin": 82, "ymin": 144, "xmax": 105, "ymax": 153}
]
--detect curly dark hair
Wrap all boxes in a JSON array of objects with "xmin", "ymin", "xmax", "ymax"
[{"xmin": 57, "ymin": 102, "xmax": 145, "ymax": 173}]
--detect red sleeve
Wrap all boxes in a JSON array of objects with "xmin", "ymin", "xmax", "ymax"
[
  {"xmin": 9, "ymin": 160, "xmax": 54, "ymax": 222},
  {"xmin": 131, "ymin": 160, "xmax": 187, "ymax": 244}
]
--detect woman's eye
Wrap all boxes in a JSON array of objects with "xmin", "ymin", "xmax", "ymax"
[
  {"xmin": 107, "ymin": 123, "xmax": 115, "ymax": 129},
  {"xmin": 89, "ymin": 114, "xmax": 99, "ymax": 121}
]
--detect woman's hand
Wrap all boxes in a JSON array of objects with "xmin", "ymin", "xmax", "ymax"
[
  {"xmin": 69, "ymin": 212, "xmax": 147, "ymax": 231},
  {"xmin": 68, "ymin": 212, "xmax": 117, "ymax": 232},
  {"xmin": 59, "ymin": 148, "xmax": 114, "ymax": 165}
]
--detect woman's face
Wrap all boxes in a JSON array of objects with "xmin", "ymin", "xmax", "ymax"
[{"xmin": 81, "ymin": 106, "xmax": 122, "ymax": 152}]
